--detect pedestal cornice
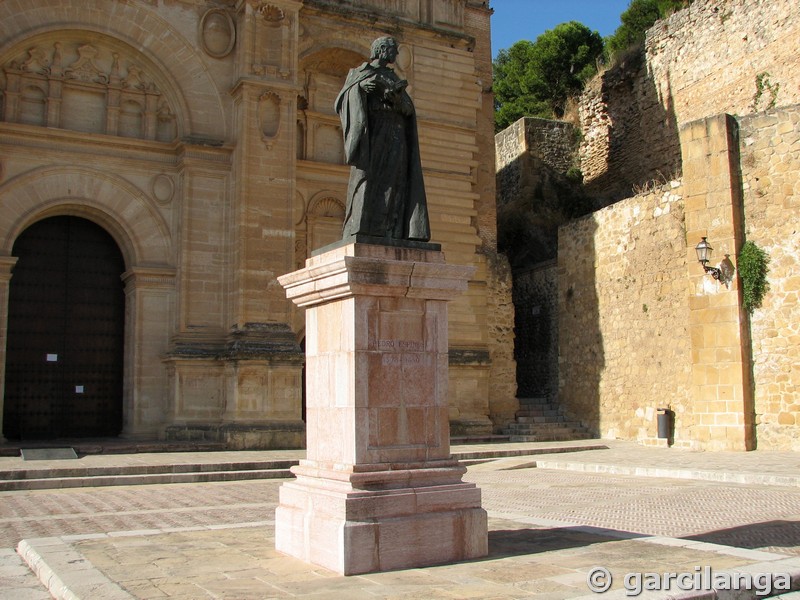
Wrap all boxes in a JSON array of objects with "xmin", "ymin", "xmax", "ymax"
[{"xmin": 278, "ymin": 242, "xmax": 476, "ymax": 307}]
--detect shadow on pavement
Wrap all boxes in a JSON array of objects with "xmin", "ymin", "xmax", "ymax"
[{"xmin": 684, "ymin": 520, "xmax": 800, "ymax": 555}]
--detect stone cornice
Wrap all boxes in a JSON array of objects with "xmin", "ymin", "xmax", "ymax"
[
  {"xmin": 278, "ymin": 242, "xmax": 475, "ymax": 307},
  {"xmin": 300, "ymin": 0, "xmax": 474, "ymax": 49},
  {"xmin": 0, "ymin": 122, "xmax": 232, "ymax": 169},
  {"xmin": 122, "ymin": 266, "xmax": 177, "ymax": 289},
  {"xmin": 0, "ymin": 256, "xmax": 19, "ymax": 281}
]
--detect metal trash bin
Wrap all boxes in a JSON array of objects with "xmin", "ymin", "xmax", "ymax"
[{"xmin": 657, "ymin": 408, "xmax": 674, "ymax": 439}]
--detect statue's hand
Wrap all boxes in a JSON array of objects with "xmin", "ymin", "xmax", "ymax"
[{"xmin": 359, "ymin": 79, "xmax": 377, "ymax": 93}]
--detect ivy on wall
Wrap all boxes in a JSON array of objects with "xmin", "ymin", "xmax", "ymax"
[{"xmin": 739, "ymin": 241, "xmax": 770, "ymax": 313}]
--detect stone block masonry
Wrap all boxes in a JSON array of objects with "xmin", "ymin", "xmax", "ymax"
[
  {"xmin": 0, "ymin": 0, "xmax": 514, "ymax": 446},
  {"xmin": 557, "ymin": 107, "xmax": 800, "ymax": 450},
  {"xmin": 739, "ymin": 106, "xmax": 800, "ymax": 451},
  {"xmin": 557, "ymin": 176, "xmax": 691, "ymax": 446},
  {"xmin": 579, "ymin": 0, "xmax": 800, "ymax": 202}
]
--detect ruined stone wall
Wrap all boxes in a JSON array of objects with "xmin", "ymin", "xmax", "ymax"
[
  {"xmin": 496, "ymin": 118, "xmax": 578, "ymax": 207},
  {"xmin": 579, "ymin": 52, "xmax": 681, "ymax": 203},
  {"xmin": 558, "ymin": 182, "xmax": 691, "ymax": 443},
  {"xmin": 580, "ymin": 0, "xmax": 800, "ymax": 200},
  {"xmin": 739, "ymin": 106, "xmax": 800, "ymax": 451}
]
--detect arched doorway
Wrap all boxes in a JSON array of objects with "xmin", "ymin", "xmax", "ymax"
[{"xmin": 3, "ymin": 216, "xmax": 125, "ymax": 439}]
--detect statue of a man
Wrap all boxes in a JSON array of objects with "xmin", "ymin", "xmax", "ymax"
[{"xmin": 335, "ymin": 36, "xmax": 431, "ymax": 242}]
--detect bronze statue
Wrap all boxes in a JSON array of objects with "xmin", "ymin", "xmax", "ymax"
[{"xmin": 335, "ymin": 36, "xmax": 431, "ymax": 242}]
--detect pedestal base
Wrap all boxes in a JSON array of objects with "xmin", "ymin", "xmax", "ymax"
[
  {"xmin": 276, "ymin": 243, "xmax": 486, "ymax": 574},
  {"xmin": 275, "ymin": 464, "xmax": 487, "ymax": 575}
]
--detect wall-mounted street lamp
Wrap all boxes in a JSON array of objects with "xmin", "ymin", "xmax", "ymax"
[{"xmin": 695, "ymin": 237, "xmax": 735, "ymax": 287}]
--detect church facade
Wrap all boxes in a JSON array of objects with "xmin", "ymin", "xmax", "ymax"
[{"xmin": 0, "ymin": 0, "xmax": 516, "ymax": 447}]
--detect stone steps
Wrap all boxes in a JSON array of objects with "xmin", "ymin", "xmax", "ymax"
[
  {"xmin": 505, "ymin": 398, "xmax": 594, "ymax": 443},
  {"xmin": 513, "ymin": 415, "xmax": 565, "ymax": 424},
  {"xmin": 0, "ymin": 460, "xmax": 297, "ymax": 491}
]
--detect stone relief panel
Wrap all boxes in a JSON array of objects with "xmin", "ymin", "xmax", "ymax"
[
  {"xmin": 320, "ymin": 0, "xmax": 462, "ymax": 27},
  {"xmin": 258, "ymin": 91, "xmax": 281, "ymax": 148},
  {"xmin": 248, "ymin": 2, "xmax": 291, "ymax": 78},
  {"xmin": 1, "ymin": 37, "xmax": 178, "ymax": 142},
  {"xmin": 200, "ymin": 8, "xmax": 236, "ymax": 59},
  {"xmin": 312, "ymin": 123, "xmax": 343, "ymax": 164},
  {"xmin": 152, "ymin": 174, "xmax": 175, "ymax": 205},
  {"xmin": 306, "ymin": 195, "xmax": 345, "ymax": 255},
  {"xmin": 295, "ymin": 193, "xmax": 344, "ymax": 266},
  {"xmin": 298, "ymin": 47, "xmax": 362, "ymax": 166},
  {"xmin": 431, "ymin": 0, "xmax": 463, "ymax": 28}
]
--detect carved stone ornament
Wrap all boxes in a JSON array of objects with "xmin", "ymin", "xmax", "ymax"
[
  {"xmin": 258, "ymin": 91, "xmax": 281, "ymax": 149},
  {"xmin": 152, "ymin": 174, "xmax": 175, "ymax": 205},
  {"xmin": 308, "ymin": 196, "xmax": 345, "ymax": 219},
  {"xmin": 200, "ymin": 8, "xmax": 236, "ymax": 59},
  {"xmin": 257, "ymin": 4, "xmax": 285, "ymax": 22},
  {"xmin": 65, "ymin": 45, "xmax": 109, "ymax": 84},
  {"xmin": 2, "ymin": 39, "xmax": 177, "ymax": 141}
]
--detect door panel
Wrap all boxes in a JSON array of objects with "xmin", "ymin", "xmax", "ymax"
[{"xmin": 3, "ymin": 216, "xmax": 125, "ymax": 439}]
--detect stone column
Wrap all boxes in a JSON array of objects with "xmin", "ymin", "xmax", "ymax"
[
  {"xmin": 0, "ymin": 257, "xmax": 18, "ymax": 442},
  {"xmin": 275, "ymin": 242, "xmax": 487, "ymax": 575},
  {"xmin": 681, "ymin": 114, "xmax": 755, "ymax": 450}
]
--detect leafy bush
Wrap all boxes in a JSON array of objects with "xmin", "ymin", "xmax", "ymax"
[{"xmin": 738, "ymin": 241, "xmax": 770, "ymax": 314}]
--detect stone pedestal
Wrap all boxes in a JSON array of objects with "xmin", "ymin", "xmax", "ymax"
[{"xmin": 275, "ymin": 242, "xmax": 487, "ymax": 575}]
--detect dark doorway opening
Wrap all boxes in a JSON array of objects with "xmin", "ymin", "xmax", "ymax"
[{"xmin": 3, "ymin": 216, "xmax": 125, "ymax": 439}]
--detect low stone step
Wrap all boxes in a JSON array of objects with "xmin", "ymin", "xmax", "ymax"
[
  {"xmin": 514, "ymin": 415, "xmax": 565, "ymax": 424},
  {"xmin": 516, "ymin": 397, "xmax": 551, "ymax": 407},
  {"xmin": 515, "ymin": 408, "xmax": 560, "ymax": 418},
  {"xmin": 0, "ymin": 467, "xmax": 295, "ymax": 491},
  {"xmin": 509, "ymin": 431, "xmax": 594, "ymax": 443},
  {"xmin": 0, "ymin": 459, "xmax": 297, "ymax": 482}
]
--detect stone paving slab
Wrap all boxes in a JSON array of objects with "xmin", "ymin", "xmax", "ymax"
[
  {"xmin": 17, "ymin": 516, "xmax": 800, "ymax": 600},
  {"xmin": 0, "ymin": 547, "xmax": 51, "ymax": 600}
]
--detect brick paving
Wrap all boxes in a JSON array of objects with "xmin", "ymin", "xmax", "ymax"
[
  {"xmin": 0, "ymin": 481, "xmax": 281, "ymax": 550},
  {"xmin": 1, "ymin": 441, "xmax": 800, "ymax": 598},
  {"xmin": 465, "ymin": 468, "xmax": 800, "ymax": 556}
]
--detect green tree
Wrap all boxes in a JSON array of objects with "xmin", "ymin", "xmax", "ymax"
[
  {"xmin": 493, "ymin": 21, "xmax": 603, "ymax": 131},
  {"xmin": 606, "ymin": 0, "xmax": 693, "ymax": 57}
]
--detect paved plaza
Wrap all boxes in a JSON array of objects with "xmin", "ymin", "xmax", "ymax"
[{"xmin": 1, "ymin": 440, "xmax": 799, "ymax": 599}]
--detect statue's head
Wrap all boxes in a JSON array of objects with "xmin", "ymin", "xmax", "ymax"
[{"xmin": 370, "ymin": 36, "xmax": 398, "ymax": 63}]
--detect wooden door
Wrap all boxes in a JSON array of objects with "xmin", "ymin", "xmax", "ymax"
[{"xmin": 3, "ymin": 216, "xmax": 125, "ymax": 439}]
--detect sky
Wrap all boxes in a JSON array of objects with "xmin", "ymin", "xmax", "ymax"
[{"xmin": 490, "ymin": 0, "xmax": 633, "ymax": 58}]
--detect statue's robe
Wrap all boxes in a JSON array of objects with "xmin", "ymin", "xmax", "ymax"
[{"xmin": 334, "ymin": 62, "xmax": 430, "ymax": 241}]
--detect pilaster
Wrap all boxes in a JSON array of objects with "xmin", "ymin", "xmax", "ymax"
[
  {"xmin": 680, "ymin": 114, "xmax": 754, "ymax": 450},
  {"xmin": 0, "ymin": 256, "xmax": 19, "ymax": 442},
  {"xmin": 122, "ymin": 266, "xmax": 176, "ymax": 439}
]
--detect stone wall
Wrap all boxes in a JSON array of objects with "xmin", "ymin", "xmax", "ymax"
[
  {"xmin": 558, "ymin": 181, "xmax": 690, "ymax": 443},
  {"xmin": 558, "ymin": 108, "xmax": 800, "ymax": 451},
  {"xmin": 579, "ymin": 52, "xmax": 681, "ymax": 203},
  {"xmin": 739, "ymin": 106, "xmax": 800, "ymax": 451},
  {"xmin": 580, "ymin": 0, "xmax": 800, "ymax": 201},
  {"xmin": 504, "ymin": 0, "xmax": 800, "ymax": 451},
  {"xmin": 496, "ymin": 118, "xmax": 578, "ymax": 207}
]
